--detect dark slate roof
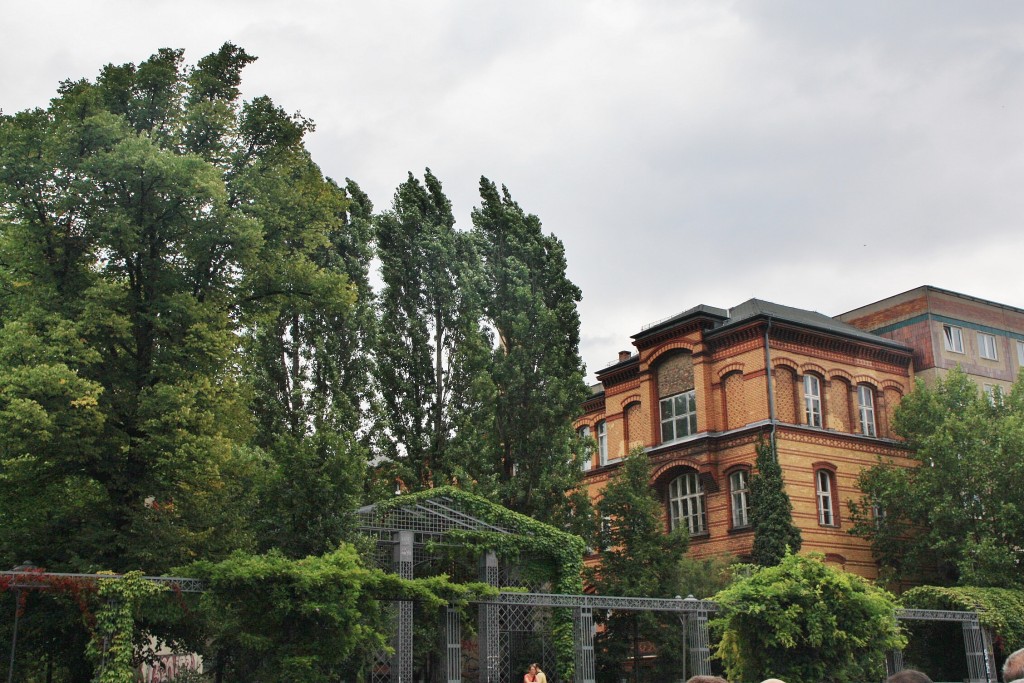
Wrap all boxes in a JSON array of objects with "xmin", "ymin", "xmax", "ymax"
[
  {"xmin": 631, "ymin": 304, "xmax": 729, "ymax": 341},
  {"xmin": 712, "ymin": 298, "xmax": 911, "ymax": 350}
]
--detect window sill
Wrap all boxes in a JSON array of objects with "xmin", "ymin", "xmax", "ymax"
[{"xmin": 728, "ymin": 525, "xmax": 753, "ymax": 535}]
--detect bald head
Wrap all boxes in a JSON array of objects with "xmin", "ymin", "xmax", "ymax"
[
  {"xmin": 761, "ymin": 679, "xmax": 786, "ymax": 683},
  {"xmin": 1004, "ymin": 648, "xmax": 1024, "ymax": 682},
  {"xmin": 886, "ymin": 670, "xmax": 932, "ymax": 683}
]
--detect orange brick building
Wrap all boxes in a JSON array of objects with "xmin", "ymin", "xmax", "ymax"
[{"xmin": 576, "ymin": 299, "xmax": 915, "ymax": 579}]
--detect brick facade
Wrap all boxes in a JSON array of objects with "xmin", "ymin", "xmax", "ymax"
[{"xmin": 577, "ymin": 299, "xmax": 914, "ymax": 580}]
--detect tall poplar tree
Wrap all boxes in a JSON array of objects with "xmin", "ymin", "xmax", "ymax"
[
  {"xmin": 375, "ymin": 170, "xmax": 490, "ymax": 489},
  {"xmin": 470, "ymin": 178, "xmax": 589, "ymax": 520}
]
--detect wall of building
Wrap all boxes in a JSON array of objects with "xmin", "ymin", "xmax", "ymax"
[{"xmin": 576, "ymin": 312, "xmax": 913, "ymax": 580}]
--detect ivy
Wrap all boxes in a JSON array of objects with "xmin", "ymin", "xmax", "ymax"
[
  {"xmin": 87, "ymin": 572, "xmax": 166, "ymax": 683},
  {"xmin": 373, "ymin": 486, "xmax": 586, "ymax": 679},
  {"xmin": 900, "ymin": 585, "xmax": 1024, "ymax": 655}
]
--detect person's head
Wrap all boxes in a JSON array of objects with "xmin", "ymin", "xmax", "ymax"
[
  {"xmin": 528, "ymin": 664, "xmax": 539, "ymax": 674},
  {"xmin": 686, "ymin": 676, "xmax": 728, "ymax": 683},
  {"xmin": 1005, "ymin": 648, "xmax": 1024, "ymax": 682},
  {"xmin": 886, "ymin": 670, "xmax": 933, "ymax": 683},
  {"xmin": 760, "ymin": 679, "xmax": 786, "ymax": 683}
]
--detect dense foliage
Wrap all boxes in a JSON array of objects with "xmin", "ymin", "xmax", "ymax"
[
  {"xmin": 850, "ymin": 367, "xmax": 1024, "ymax": 587},
  {"xmin": 900, "ymin": 585, "xmax": 1024, "ymax": 659},
  {"xmin": 749, "ymin": 438, "xmax": 802, "ymax": 566},
  {"xmin": 711, "ymin": 552, "xmax": 906, "ymax": 683},
  {"xmin": 0, "ymin": 44, "xmax": 593, "ymax": 681},
  {"xmin": 186, "ymin": 546, "xmax": 493, "ymax": 682}
]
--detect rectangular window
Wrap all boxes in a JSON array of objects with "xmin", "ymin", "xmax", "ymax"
[
  {"xmin": 578, "ymin": 425, "xmax": 593, "ymax": 472},
  {"xmin": 943, "ymin": 324, "xmax": 964, "ymax": 353},
  {"xmin": 978, "ymin": 332, "xmax": 998, "ymax": 360},
  {"xmin": 983, "ymin": 384, "xmax": 998, "ymax": 406},
  {"xmin": 660, "ymin": 390, "xmax": 697, "ymax": 442},
  {"xmin": 816, "ymin": 470, "xmax": 835, "ymax": 526},
  {"xmin": 1017, "ymin": 340, "xmax": 1024, "ymax": 367},
  {"xmin": 803, "ymin": 375, "xmax": 822, "ymax": 427},
  {"xmin": 729, "ymin": 470, "xmax": 750, "ymax": 528},
  {"xmin": 857, "ymin": 385, "xmax": 876, "ymax": 437},
  {"xmin": 597, "ymin": 421, "xmax": 608, "ymax": 466}
]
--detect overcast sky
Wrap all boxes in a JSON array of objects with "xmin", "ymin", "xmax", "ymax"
[{"xmin": 4, "ymin": 1, "xmax": 1024, "ymax": 380}]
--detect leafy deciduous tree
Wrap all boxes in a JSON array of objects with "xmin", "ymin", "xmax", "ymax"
[
  {"xmin": 375, "ymin": 170, "xmax": 490, "ymax": 489},
  {"xmin": 470, "ymin": 178, "xmax": 589, "ymax": 521},
  {"xmin": 850, "ymin": 367, "xmax": 1024, "ymax": 588}
]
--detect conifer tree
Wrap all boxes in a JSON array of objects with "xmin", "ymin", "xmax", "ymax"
[{"xmin": 749, "ymin": 438, "xmax": 803, "ymax": 566}]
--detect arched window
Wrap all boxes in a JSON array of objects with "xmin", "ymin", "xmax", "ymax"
[
  {"xmin": 803, "ymin": 375, "xmax": 822, "ymax": 427},
  {"xmin": 596, "ymin": 420, "xmax": 608, "ymax": 466},
  {"xmin": 578, "ymin": 425, "xmax": 593, "ymax": 471},
  {"xmin": 816, "ymin": 469, "xmax": 838, "ymax": 526},
  {"xmin": 857, "ymin": 385, "xmax": 876, "ymax": 437},
  {"xmin": 729, "ymin": 469, "xmax": 751, "ymax": 529},
  {"xmin": 668, "ymin": 471, "xmax": 706, "ymax": 535}
]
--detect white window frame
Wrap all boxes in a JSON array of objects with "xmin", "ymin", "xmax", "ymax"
[
  {"xmin": 943, "ymin": 324, "xmax": 964, "ymax": 354},
  {"xmin": 803, "ymin": 375, "xmax": 822, "ymax": 427},
  {"xmin": 816, "ymin": 469, "xmax": 836, "ymax": 526},
  {"xmin": 729, "ymin": 470, "xmax": 750, "ymax": 529},
  {"xmin": 978, "ymin": 332, "xmax": 998, "ymax": 360},
  {"xmin": 857, "ymin": 385, "xmax": 876, "ymax": 437},
  {"xmin": 597, "ymin": 420, "xmax": 608, "ymax": 466},
  {"xmin": 660, "ymin": 390, "xmax": 697, "ymax": 443},
  {"xmin": 983, "ymin": 384, "xmax": 998, "ymax": 406},
  {"xmin": 578, "ymin": 425, "xmax": 593, "ymax": 472},
  {"xmin": 1017, "ymin": 340, "xmax": 1024, "ymax": 367},
  {"xmin": 668, "ymin": 472, "xmax": 706, "ymax": 535}
]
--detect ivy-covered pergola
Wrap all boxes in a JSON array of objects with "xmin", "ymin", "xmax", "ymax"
[{"xmin": 355, "ymin": 487, "xmax": 718, "ymax": 683}]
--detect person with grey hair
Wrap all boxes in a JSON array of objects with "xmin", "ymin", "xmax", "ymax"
[
  {"xmin": 1004, "ymin": 648, "xmax": 1024, "ymax": 682},
  {"xmin": 886, "ymin": 670, "xmax": 933, "ymax": 683}
]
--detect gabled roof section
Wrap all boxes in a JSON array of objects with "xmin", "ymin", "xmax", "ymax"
[
  {"xmin": 357, "ymin": 489, "xmax": 517, "ymax": 537},
  {"xmin": 356, "ymin": 486, "xmax": 582, "ymax": 550},
  {"xmin": 712, "ymin": 298, "xmax": 911, "ymax": 351}
]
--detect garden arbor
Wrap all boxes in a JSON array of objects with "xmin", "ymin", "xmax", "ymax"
[{"xmin": 355, "ymin": 487, "xmax": 717, "ymax": 683}]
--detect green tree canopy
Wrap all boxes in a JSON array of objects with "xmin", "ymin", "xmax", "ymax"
[
  {"xmin": 712, "ymin": 552, "xmax": 906, "ymax": 683},
  {"xmin": 850, "ymin": 367, "xmax": 1024, "ymax": 587},
  {"xmin": 469, "ymin": 178, "xmax": 589, "ymax": 522}
]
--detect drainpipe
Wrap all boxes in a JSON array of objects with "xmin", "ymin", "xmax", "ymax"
[{"xmin": 763, "ymin": 315, "xmax": 777, "ymax": 446}]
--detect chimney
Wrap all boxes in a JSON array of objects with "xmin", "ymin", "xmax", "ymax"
[{"xmin": 619, "ymin": 350, "xmax": 632, "ymax": 362}]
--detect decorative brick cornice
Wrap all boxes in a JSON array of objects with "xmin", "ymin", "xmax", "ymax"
[
  {"xmin": 775, "ymin": 424, "xmax": 910, "ymax": 457},
  {"xmin": 596, "ymin": 359, "xmax": 640, "ymax": 387},
  {"xmin": 707, "ymin": 320, "xmax": 913, "ymax": 373},
  {"xmin": 770, "ymin": 324, "xmax": 913, "ymax": 373},
  {"xmin": 633, "ymin": 319, "xmax": 716, "ymax": 351}
]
